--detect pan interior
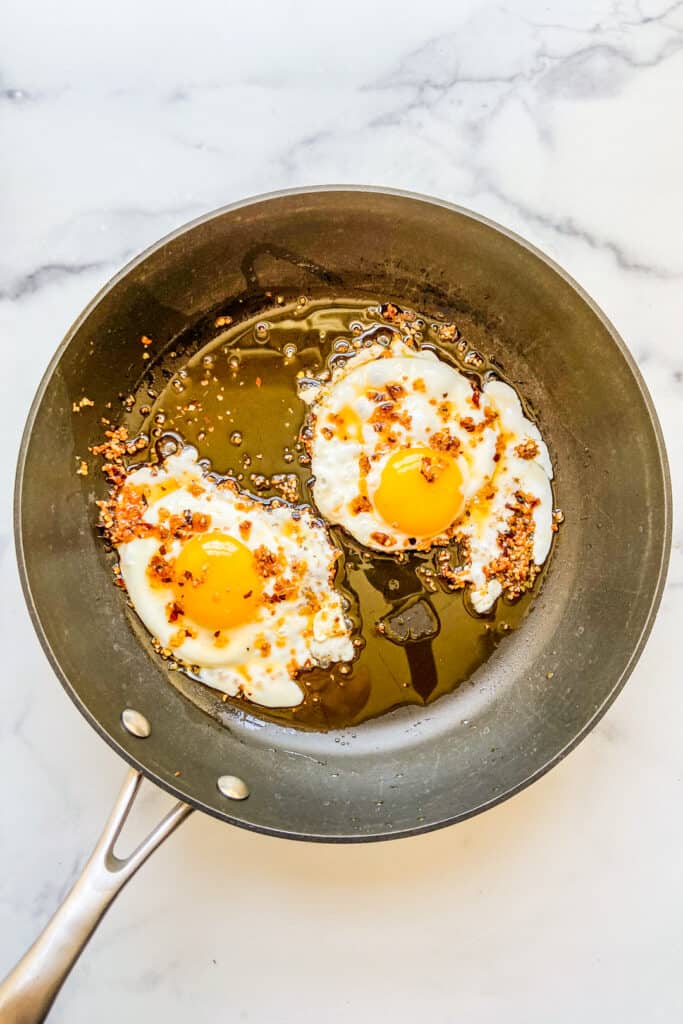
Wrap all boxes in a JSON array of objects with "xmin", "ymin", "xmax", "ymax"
[{"xmin": 16, "ymin": 188, "xmax": 670, "ymax": 840}]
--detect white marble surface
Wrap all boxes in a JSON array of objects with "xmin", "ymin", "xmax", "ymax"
[{"xmin": 2, "ymin": 0, "xmax": 682, "ymax": 1020}]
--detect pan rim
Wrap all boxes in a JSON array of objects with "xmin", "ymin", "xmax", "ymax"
[{"xmin": 13, "ymin": 184, "xmax": 673, "ymax": 842}]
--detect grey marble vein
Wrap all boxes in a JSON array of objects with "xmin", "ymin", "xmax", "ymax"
[
  {"xmin": 0, "ymin": 262, "xmax": 111, "ymax": 302},
  {"xmin": 481, "ymin": 181, "xmax": 682, "ymax": 277}
]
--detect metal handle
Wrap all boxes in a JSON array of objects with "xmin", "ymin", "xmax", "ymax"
[{"xmin": 0, "ymin": 768, "xmax": 193, "ymax": 1023}]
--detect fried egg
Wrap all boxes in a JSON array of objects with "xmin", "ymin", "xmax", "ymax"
[
  {"xmin": 301, "ymin": 338, "xmax": 554, "ymax": 613},
  {"xmin": 111, "ymin": 448, "xmax": 354, "ymax": 707}
]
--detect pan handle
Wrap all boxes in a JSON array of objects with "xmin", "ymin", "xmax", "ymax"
[{"xmin": 0, "ymin": 768, "xmax": 193, "ymax": 1023}]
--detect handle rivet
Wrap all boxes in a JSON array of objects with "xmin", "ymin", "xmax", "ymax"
[
  {"xmin": 121, "ymin": 709, "xmax": 152, "ymax": 738},
  {"xmin": 217, "ymin": 775, "xmax": 250, "ymax": 800}
]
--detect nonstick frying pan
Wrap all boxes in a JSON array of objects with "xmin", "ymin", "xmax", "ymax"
[{"xmin": 0, "ymin": 187, "xmax": 671, "ymax": 1022}]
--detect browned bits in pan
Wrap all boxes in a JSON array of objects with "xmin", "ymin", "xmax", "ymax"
[
  {"xmin": 253, "ymin": 545, "xmax": 281, "ymax": 579},
  {"xmin": 515, "ymin": 438, "xmax": 539, "ymax": 460},
  {"xmin": 350, "ymin": 495, "xmax": 372, "ymax": 515},
  {"xmin": 485, "ymin": 491, "xmax": 541, "ymax": 599},
  {"xmin": 72, "ymin": 397, "xmax": 95, "ymax": 413},
  {"xmin": 370, "ymin": 531, "xmax": 394, "ymax": 548},
  {"xmin": 430, "ymin": 430, "xmax": 461, "ymax": 455},
  {"xmin": 437, "ymin": 323, "xmax": 459, "ymax": 342}
]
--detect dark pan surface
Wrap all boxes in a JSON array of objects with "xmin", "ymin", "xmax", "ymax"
[{"xmin": 15, "ymin": 187, "xmax": 671, "ymax": 841}]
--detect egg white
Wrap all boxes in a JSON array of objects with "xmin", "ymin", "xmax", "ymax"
[
  {"xmin": 461, "ymin": 381, "xmax": 554, "ymax": 613},
  {"xmin": 116, "ymin": 449, "xmax": 354, "ymax": 708},
  {"xmin": 302, "ymin": 339, "xmax": 555, "ymax": 613}
]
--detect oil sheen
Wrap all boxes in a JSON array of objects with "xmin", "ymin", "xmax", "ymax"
[{"xmin": 132, "ymin": 297, "xmax": 544, "ymax": 730}]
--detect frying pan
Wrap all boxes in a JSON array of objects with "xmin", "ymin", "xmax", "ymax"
[{"xmin": 0, "ymin": 187, "xmax": 671, "ymax": 1022}]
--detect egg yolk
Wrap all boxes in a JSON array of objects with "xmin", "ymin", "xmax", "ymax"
[
  {"xmin": 172, "ymin": 532, "xmax": 263, "ymax": 630},
  {"xmin": 374, "ymin": 447, "xmax": 465, "ymax": 538}
]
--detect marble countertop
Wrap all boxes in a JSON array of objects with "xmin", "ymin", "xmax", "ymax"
[{"xmin": 2, "ymin": 0, "xmax": 681, "ymax": 1020}]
